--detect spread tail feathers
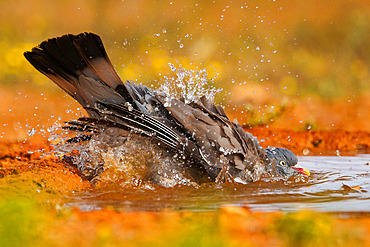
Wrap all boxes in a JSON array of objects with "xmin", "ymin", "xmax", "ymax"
[{"xmin": 24, "ymin": 32, "xmax": 136, "ymax": 110}]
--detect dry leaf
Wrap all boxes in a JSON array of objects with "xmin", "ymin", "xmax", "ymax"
[{"xmin": 342, "ymin": 183, "xmax": 361, "ymax": 191}]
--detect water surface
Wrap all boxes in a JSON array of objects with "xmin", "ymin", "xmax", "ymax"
[{"xmin": 66, "ymin": 155, "xmax": 370, "ymax": 213}]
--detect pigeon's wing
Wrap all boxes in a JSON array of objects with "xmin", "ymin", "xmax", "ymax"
[
  {"xmin": 197, "ymin": 96, "xmax": 270, "ymax": 181},
  {"xmin": 156, "ymin": 94, "xmax": 269, "ymax": 181}
]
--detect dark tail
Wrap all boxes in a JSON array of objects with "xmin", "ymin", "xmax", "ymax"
[{"xmin": 24, "ymin": 32, "xmax": 141, "ymax": 115}]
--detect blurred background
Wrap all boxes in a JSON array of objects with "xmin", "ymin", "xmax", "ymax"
[{"xmin": 0, "ymin": 0, "xmax": 369, "ymax": 139}]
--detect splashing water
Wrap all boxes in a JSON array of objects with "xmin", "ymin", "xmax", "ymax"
[
  {"xmin": 158, "ymin": 65, "xmax": 222, "ymax": 106},
  {"xmin": 48, "ymin": 67, "xmax": 222, "ymax": 188},
  {"xmin": 52, "ymin": 128, "xmax": 196, "ymax": 188}
]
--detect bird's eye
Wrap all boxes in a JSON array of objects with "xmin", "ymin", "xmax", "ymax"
[{"xmin": 279, "ymin": 160, "xmax": 286, "ymax": 166}]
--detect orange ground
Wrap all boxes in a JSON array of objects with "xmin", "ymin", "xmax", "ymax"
[
  {"xmin": 249, "ymin": 128, "xmax": 370, "ymax": 155},
  {"xmin": 45, "ymin": 207, "xmax": 370, "ymax": 247}
]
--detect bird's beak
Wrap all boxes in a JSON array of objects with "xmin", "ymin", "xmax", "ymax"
[{"xmin": 291, "ymin": 164, "xmax": 310, "ymax": 176}]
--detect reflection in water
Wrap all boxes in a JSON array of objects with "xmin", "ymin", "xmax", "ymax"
[{"xmin": 66, "ymin": 155, "xmax": 370, "ymax": 213}]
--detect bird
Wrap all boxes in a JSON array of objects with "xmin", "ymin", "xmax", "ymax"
[{"xmin": 24, "ymin": 32, "xmax": 310, "ymax": 185}]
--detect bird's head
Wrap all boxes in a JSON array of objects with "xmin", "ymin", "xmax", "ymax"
[{"xmin": 265, "ymin": 147, "xmax": 310, "ymax": 177}]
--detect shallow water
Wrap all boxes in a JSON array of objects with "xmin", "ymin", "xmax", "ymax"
[{"xmin": 66, "ymin": 155, "xmax": 370, "ymax": 213}]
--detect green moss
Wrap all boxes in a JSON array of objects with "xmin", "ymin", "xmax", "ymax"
[
  {"xmin": 275, "ymin": 211, "xmax": 364, "ymax": 247},
  {"xmin": 0, "ymin": 196, "xmax": 49, "ymax": 247}
]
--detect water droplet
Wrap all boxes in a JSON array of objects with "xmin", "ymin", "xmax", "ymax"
[
  {"xmin": 27, "ymin": 128, "xmax": 36, "ymax": 136},
  {"xmin": 168, "ymin": 63, "xmax": 177, "ymax": 72}
]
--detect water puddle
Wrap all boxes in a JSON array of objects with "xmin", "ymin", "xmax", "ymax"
[{"xmin": 66, "ymin": 154, "xmax": 370, "ymax": 213}]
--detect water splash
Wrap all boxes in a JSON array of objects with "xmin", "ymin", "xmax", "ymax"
[
  {"xmin": 50, "ymin": 128, "xmax": 195, "ymax": 188},
  {"xmin": 158, "ymin": 65, "xmax": 222, "ymax": 106}
]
